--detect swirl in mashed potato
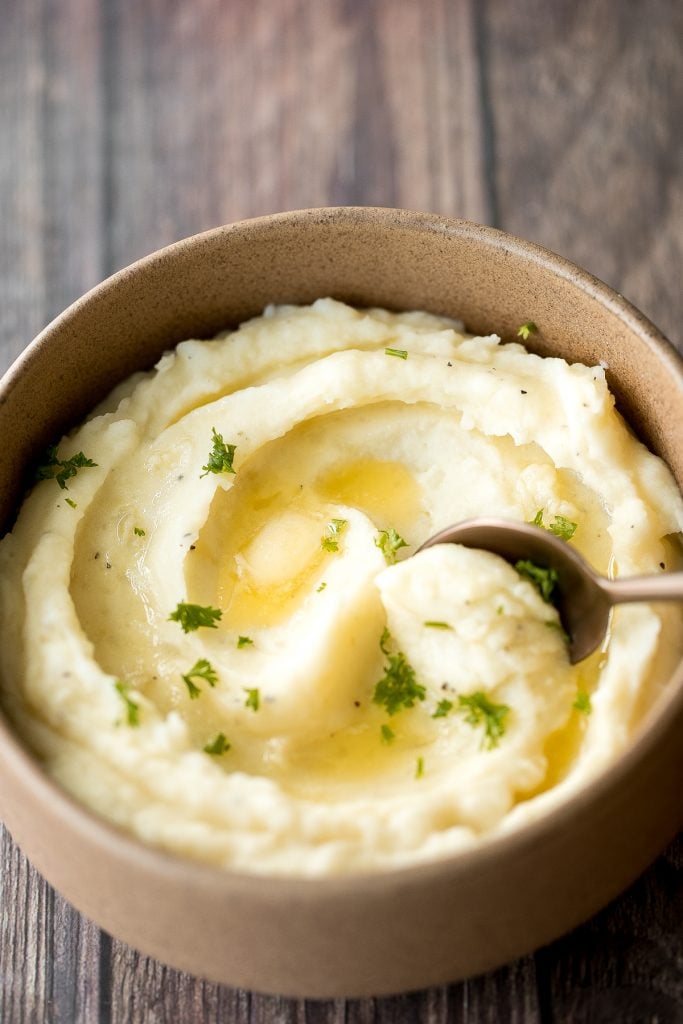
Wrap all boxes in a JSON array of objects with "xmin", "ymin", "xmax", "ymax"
[{"xmin": 0, "ymin": 299, "xmax": 681, "ymax": 875}]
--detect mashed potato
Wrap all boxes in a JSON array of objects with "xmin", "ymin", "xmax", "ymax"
[{"xmin": 0, "ymin": 299, "xmax": 681, "ymax": 875}]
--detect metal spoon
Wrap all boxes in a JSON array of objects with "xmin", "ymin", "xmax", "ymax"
[{"xmin": 418, "ymin": 517, "xmax": 683, "ymax": 663}]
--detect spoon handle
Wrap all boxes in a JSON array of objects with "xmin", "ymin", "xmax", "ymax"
[{"xmin": 602, "ymin": 571, "xmax": 683, "ymax": 605}]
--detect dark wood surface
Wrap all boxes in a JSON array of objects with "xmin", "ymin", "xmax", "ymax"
[{"xmin": 1, "ymin": 1, "xmax": 681, "ymax": 1020}]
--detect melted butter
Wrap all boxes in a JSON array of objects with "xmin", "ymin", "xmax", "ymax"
[
  {"xmin": 263, "ymin": 709, "xmax": 435, "ymax": 798},
  {"xmin": 188, "ymin": 451, "xmax": 422, "ymax": 631},
  {"xmin": 519, "ymin": 647, "xmax": 605, "ymax": 799},
  {"xmin": 554, "ymin": 468, "xmax": 612, "ymax": 575},
  {"xmin": 314, "ymin": 458, "xmax": 421, "ymax": 537},
  {"xmin": 216, "ymin": 504, "xmax": 328, "ymax": 629}
]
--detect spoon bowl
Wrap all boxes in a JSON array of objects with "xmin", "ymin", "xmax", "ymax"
[{"xmin": 418, "ymin": 517, "xmax": 683, "ymax": 663}]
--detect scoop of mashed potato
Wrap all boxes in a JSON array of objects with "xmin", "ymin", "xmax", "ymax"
[{"xmin": 0, "ymin": 299, "xmax": 681, "ymax": 875}]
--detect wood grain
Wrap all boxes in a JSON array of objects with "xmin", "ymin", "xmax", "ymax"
[
  {"xmin": 483, "ymin": 0, "xmax": 683, "ymax": 348},
  {"xmin": 0, "ymin": 0, "xmax": 681, "ymax": 1020}
]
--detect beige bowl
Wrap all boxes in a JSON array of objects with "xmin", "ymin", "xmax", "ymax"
[{"xmin": 0, "ymin": 208, "xmax": 681, "ymax": 998}]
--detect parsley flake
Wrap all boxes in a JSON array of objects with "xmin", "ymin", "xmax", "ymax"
[
  {"xmin": 549, "ymin": 515, "xmax": 578, "ymax": 541},
  {"xmin": 65, "ymin": 498, "xmax": 77, "ymax": 509},
  {"xmin": 415, "ymin": 756, "xmax": 425, "ymax": 779},
  {"xmin": 321, "ymin": 518, "xmax": 348, "ymax": 553},
  {"xmin": 517, "ymin": 321, "xmax": 537, "ymax": 341},
  {"xmin": 115, "ymin": 680, "xmax": 140, "ymax": 727},
  {"xmin": 424, "ymin": 620, "xmax": 452, "ymax": 630},
  {"xmin": 200, "ymin": 428, "xmax": 237, "ymax": 478},
  {"xmin": 375, "ymin": 527, "xmax": 408, "ymax": 565},
  {"xmin": 244, "ymin": 688, "xmax": 260, "ymax": 712},
  {"xmin": 372, "ymin": 636, "xmax": 426, "ymax": 717},
  {"xmin": 183, "ymin": 676, "xmax": 201, "ymax": 699},
  {"xmin": 204, "ymin": 732, "xmax": 231, "ymax": 755},
  {"xmin": 169, "ymin": 601, "xmax": 222, "ymax": 633},
  {"xmin": 133, "ymin": 526, "xmax": 146, "ymax": 537},
  {"xmin": 237, "ymin": 635, "xmax": 253, "ymax": 648},
  {"xmin": 515, "ymin": 560, "xmax": 559, "ymax": 603},
  {"xmin": 181, "ymin": 658, "xmax": 218, "ymax": 699},
  {"xmin": 573, "ymin": 690, "xmax": 592, "ymax": 714},
  {"xmin": 36, "ymin": 446, "xmax": 97, "ymax": 490},
  {"xmin": 380, "ymin": 724, "xmax": 395, "ymax": 744},
  {"xmin": 316, "ymin": 581, "xmax": 327, "ymax": 593},
  {"xmin": 530, "ymin": 509, "xmax": 577, "ymax": 541},
  {"xmin": 385, "ymin": 347, "xmax": 408, "ymax": 360},
  {"xmin": 458, "ymin": 691, "xmax": 509, "ymax": 749},
  {"xmin": 432, "ymin": 698, "xmax": 454, "ymax": 719}
]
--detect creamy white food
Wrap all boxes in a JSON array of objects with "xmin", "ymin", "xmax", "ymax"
[{"xmin": 0, "ymin": 299, "xmax": 681, "ymax": 875}]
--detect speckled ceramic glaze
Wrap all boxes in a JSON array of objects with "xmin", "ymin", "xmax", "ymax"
[{"xmin": 0, "ymin": 209, "xmax": 681, "ymax": 997}]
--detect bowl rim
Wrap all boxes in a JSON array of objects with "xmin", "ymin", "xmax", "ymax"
[{"xmin": 0, "ymin": 206, "xmax": 681, "ymax": 897}]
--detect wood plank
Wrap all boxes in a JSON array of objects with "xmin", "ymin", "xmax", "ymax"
[
  {"xmin": 534, "ymin": 836, "xmax": 683, "ymax": 1023},
  {"xmin": 0, "ymin": 0, "xmax": 47, "ymax": 373},
  {"xmin": 483, "ymin": 0, "xmax": 683, "ymax": 346},
  {"xmin": 100, "ymin": 0, "xmax": 492, "ymax": 277}
]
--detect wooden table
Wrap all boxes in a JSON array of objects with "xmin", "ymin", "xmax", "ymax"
[{"xmin": 1, "ymin": 2, "xmax": 681, "ymax": 1020}]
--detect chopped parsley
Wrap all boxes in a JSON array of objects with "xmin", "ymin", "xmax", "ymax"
[
  {"xmin": 200, "ymin": 428, "xmax": 236, "ymax": 478},
  {"xmin": 415, "ymin": 756, "xmax": 425, "ymax": 779},
  {"xmin": 372, "ymin": 630, "xmax": 426, "ymax": 716},
  {"xmin": 573, "ymin": 690, "xmax": 592, "ymax": 714},
  {"xmin": 432, "ymin": 698, "xmax": 454, "ymax": 719},
  {"xmin": 458, "ymin": 691, "xmax": 509, "ymax": 749},
  {"xmin": 517, "ymin": 321, "xmax": 537, "ymax": 341},
  {"xmin": 380, "ymin": 723, "xmax": 395, "ymax": 744},
  {"xmin": 530, "ymin": 509, "xmax": 577, "ymax": 541},
  {"xmin": 321, "ymin": 518, "xmax": 348, "ymax": 552},
  {"xmin": 114, "ymin": 680, "xmax": 140, "ymax": 727},
  {"xmin": 515, "ymin": 560, "xmax": 559, "ymax": 603},
  {"xmin": 244, "ymin": 688, "xmax": 260, "ymax": 712},
  {"xmin": 237, "ymin": 635, "xmax": 253, "ymax": 648},
  {"xmin": 181, "ymin": 658, "xmax": 218, "ymax": 699},
  {"xmin": 203, "ymin": 732, "xmax": 230, "ymax": 755},
  {"xmin": 133, "ymin": 526, "xmax": 146, "ymax": 537},
  {"xmin": 36, "ymin": 446, "xmax": 97, "ymax": 490},
  {"xmin": 65, "ymin": 498, "xmax": 77, "ymax": 509},
  {"xmin": 385, "ymin": 347, "xmax": 408, "ymax": 360},
  {"xmin": 379, "ymin": 626, "xmax": 392, "ymax": 655},
  {"xmin": 183, "ymin": 676, "xmax": 201, "ymax": 699},
  {"xmin": 424, "ymin": 620, "xmax": 452, "ymax": 630},
  {"xmin": 549, "ymin": 515, "xmax": 578, "ymax": 541},
  {"xmin": 375, "ymin": 527, "xmax": 408, "ymax": 565},
  {"xmin": 169, "ymin": 601, "xmax": 222, "ymax": 633},
  {"xmin": 316, "ymin": 581, "xmax": 327, "ymax": 593}
]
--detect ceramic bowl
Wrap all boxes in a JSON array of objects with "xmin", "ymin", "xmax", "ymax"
[{"xmin": 0, "ymin": 208, "xmax": 681, "ymax": 998}]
